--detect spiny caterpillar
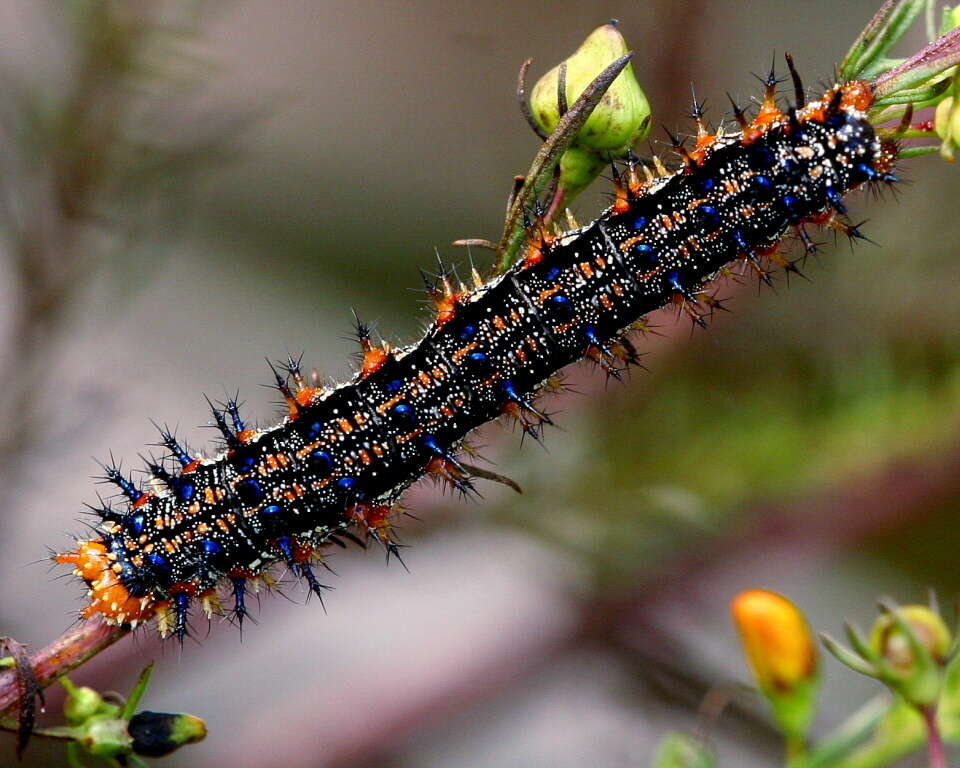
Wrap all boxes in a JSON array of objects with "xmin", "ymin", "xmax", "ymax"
[{"xmin": 54, "ymin": 72, "xmax": 896, "ymax": 644}]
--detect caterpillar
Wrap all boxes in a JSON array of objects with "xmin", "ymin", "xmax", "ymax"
[{"xmin": 54, "ymin": 73, "xmax": 896, "ymax": 643}]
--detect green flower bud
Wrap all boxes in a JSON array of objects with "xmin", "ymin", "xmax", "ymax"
[
  {"xmin": 554, "ymin": 146, "xmax": 609, "ymax": 203},
  {"xmin": 823, "ymin": 599, "xmax": 957, "ymax": 711},
  {"xmin": 935, "ymin": 96, "xmax": 960, "ymax": 161},
  {"xmin": 869, "ymin": 605, "xmax": 952, "ymax": 672},
  {"xmin": 80, "ymin": 714, "xmax": 133, "ymax": 759},
  {"xmin": 530, "ymin": 22, "xmax": 651, "ymax": 152},
  {"xmin": 652, "ymin": 732, "xmax": 716, "ymax": 768},
  {"xmin": 60, "ymin": 677, "xmax": 118, "ymax": 725},
  {"xmin": 128, "ymin": 710, "xmax": 207, "ymax": 757}
]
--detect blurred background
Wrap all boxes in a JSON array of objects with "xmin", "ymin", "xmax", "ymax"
[{"xmin": 1, "ymin": 1, "xmax": 959, "ymax": 765}]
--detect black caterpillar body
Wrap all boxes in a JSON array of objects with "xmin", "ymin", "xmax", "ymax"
[{"xmin": 56, "ymin": 80, "xmax": 895, "ymax": 642}]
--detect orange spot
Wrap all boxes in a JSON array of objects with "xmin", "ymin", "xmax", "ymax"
[
  {"xmin": 54, "ymin": 540, "xmax": 155, "ymax": 625},
  {"xmin": 338, "ymin": 418, "xmax": 353, "ymax": 434},
  {"xmin": 167, "ymin": 582, "xmax": 198, "ymax": 598},
  {"xmin": 537, "ymin": 285, "xmax": 560, "ymax": 304},
  {"xmin": 237, "ymin": 429, "xmax": 257, "ymax": 445},
  {"xmin": 361, "ymin": 346, "xmax": 389, "ymax": 377},
  {"xmin": 579, "ymin": 261, "xmax": 594, "ymax": 279},
  {"xmin": 493, "ymin": 316, "xmax": 506, "ymax": 331},
  {"xmin": 183, "ymin": 459, "xmax": 200, "ymax": 474},
  {"xmin": 294, "ymin": 387, "xmax": 324, "ymax": 408},
  {"xmin": 599, "ymin": 294, "xmax": 613, "ymax": 310},
  {"xmin": 523, "ymin": 245, "xmax": 543, "ymax": 266},
  {"xmin": 132, "ymin": 493, "xmax": 152, "ymax": 509},
  {"xmin": 452, "ymin": 342, "xmax": 478, "ymax": 363},
  {"xmin": 376, "ymin": 393, "xmax": 405, "ymax": 416}
]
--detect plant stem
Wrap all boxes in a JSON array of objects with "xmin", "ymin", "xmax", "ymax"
[
  {"xmin": 922, "ymin": 706, "xmax": 947, "ymax": 768},
  {"xmin": 0, "ymin": 621, "xmax": 128, "ymax": 715},
  {"xmin": 786, "ymin": 734, "xmax": 807, "ymax": 766}
]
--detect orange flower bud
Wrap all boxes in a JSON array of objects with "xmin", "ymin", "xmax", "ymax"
[{"xmin": 732, "ymin": 589, "xmax": 818, "ymax": 693}]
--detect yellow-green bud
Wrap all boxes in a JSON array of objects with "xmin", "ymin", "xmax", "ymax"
[
  {"xmin": 60, "ymin": 677, "xmax": 118, "ymax": 725},
  {"xmin": 81, "ymin": 715, "xmax": 133, "ymax": 759},
  {"xmin": 935, "ymin": 96, "xmax": 960, "ymax": 161},
  {"xmin": 63, "ymin": 684, "xmax": 104, "ymax": 724},
  {"xmin": 530, "ymin": 23, "xmax": 651, "ymax": 152},
  {"xmin": 869, "ymin": 605, "xmax": 952, "ymax": 672}
]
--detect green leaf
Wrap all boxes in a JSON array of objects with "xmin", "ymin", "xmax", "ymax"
[
  {"xmin": 841, "ymin": 0, "xmax": 931, "ymax": 80},
  {"xmin": 872, "ymin": 26, "xmax": 960, "ymax": 100},
  {"xmin": 122, "ymin": 663, "xmax": 154, "ymax": 721}
]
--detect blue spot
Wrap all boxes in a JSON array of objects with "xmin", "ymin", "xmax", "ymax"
[
  {"xmin": 668, "ymin": 272, "xmax": 683, "ymax": 292},
  {"xmin": 385, "ymin": 379, "xmax": 403, "ymax": 393},
  {"xmin": 307, "ymin": 421, "xmax": 323, "ymax": 437},
  {"xmin": 753, "ymin": 174, "xmax": 772, "ymax": 189},
  {"xmin": 633, "ymin": 215, "xmax": 647, "ymax": 230},
  {"xmin": 732, "ymin": 229, "xmax": 749, "ymax": 251},
  {"xmin": 584, "ymin": 326, "xmax": 601, "ymax": 346},
  {"xmin": 146, "ymin": 553, "xmax": 169, "ymax": 572},
  {"xmin": 634, "ymin": 244, "xmax": 657, "ymax": 264},
  {"xmin": 826, "ymin": 186, "xmax": 846, "ymax": 214},
  {"xmin": 749, "ymin": 145, "xmax": 775, "ymax": 168},
  {"xmin": 175, "ymin": 481, "xmax": 195, "ymax": 503},
  {"xmin": 700, "ymin": 205, "xmax": 721, "ymax": 230},
  {"xmin": 458, "ymin": 325, "xmax": 475, "ymax": 341},
  {"xmin": 231, "ymin": 454, "xmax": 256, "ymax": 472},
  {"xmin": 782, "ymin": 195, "xmax": 797, "ymax": 210},
  {"xmin": 236, "ymin": 478, "xmax": 263, "ymax": 506},
  {"xmin": 469, "ymin": 352, "xmax": 487, "ymax": 363},
  {"xmin": 545, "ymin": 266, "xmax": 560, "ymax": 281},
  {"xmin": 308, "ymin": 450, "xmax": 332, "ymax": 475},
  {"xmin": 126, "ymin": 513, "xmax": 144, "ymax": 535},
  {"xmin": 337, "ymin": 477, "xmax": 356, "ymax": 491},
  {"xmin": 702, "ymin": 177, "xmax": 715, "ymax": 191},
  {"xmin": 201, "ymin": 539, "xmax": 221, "ymax": 556},
  {"xmin": 392, "ymin": 403, "xmax": 413, "ymax": 421},
  {"xmin": 550, "ymin": 294, "xmax": 574, "ymax": 321},
  {"xmin": 856, "ymin": 162, "xmax": 877, "ymax": 180},
  {"xmin": 422, "ymin": 435, "xmax": 441, "ymax": 455},
  {"xmin": 261, "ymin": 504, "xmax": 281, "ymax": 515}
]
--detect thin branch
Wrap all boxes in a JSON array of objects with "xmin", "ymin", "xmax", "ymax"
[{"xmin": 0, "ymin": 621, "xmax": 128, "ymax": 715}]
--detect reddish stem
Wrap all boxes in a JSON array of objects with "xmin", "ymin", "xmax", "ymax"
[
  {"xmin": 0, "ymin": 621, "xmax": 128, "ymax": 715},
  {"xmin": 923, "ymin": 707, "xmax": 947, "ymax": 768}
]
